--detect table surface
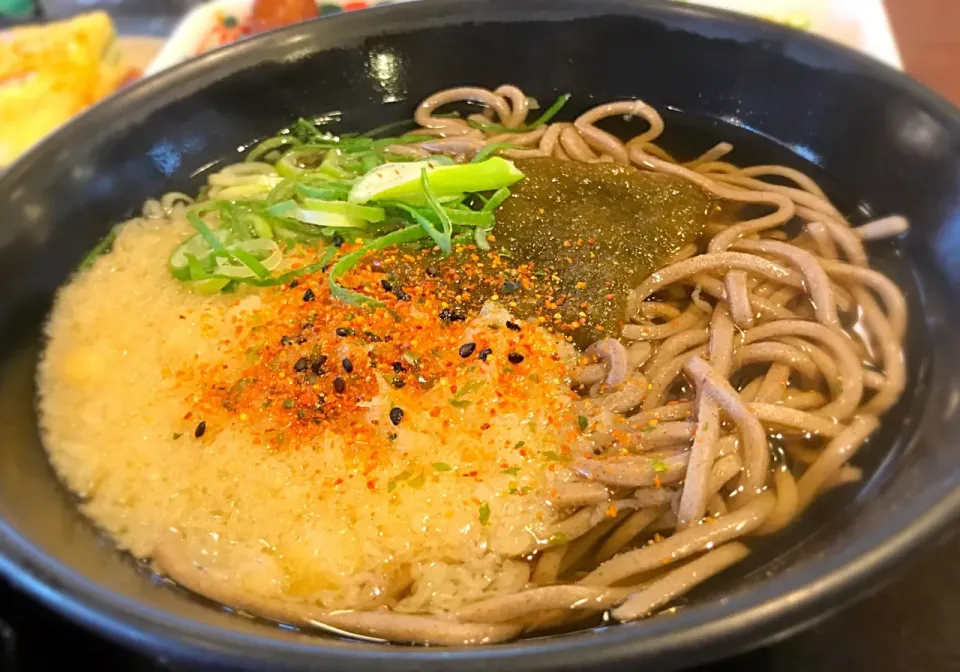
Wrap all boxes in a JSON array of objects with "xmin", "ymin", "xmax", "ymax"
[{"xmin": 885, "ymin": 0, "xmax": 960, "ymax": 105}]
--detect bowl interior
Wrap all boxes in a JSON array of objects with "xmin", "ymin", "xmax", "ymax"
[{"xmin": 1, "ymin": 2, "xmax": 960, "ymax": 670}]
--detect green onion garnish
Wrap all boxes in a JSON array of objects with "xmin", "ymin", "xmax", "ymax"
[{"xmin": 328, "ymin": 225, "xmax": 429, "ymax": 306}]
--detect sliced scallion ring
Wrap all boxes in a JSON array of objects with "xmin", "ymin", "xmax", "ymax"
[
  {"xmin": 169, "ymin": 230, "xmax": 230, "ymax": 280},
  {"xmin": 300, "ymin": 199, "xmax": 385, "ymax": 223},
  {"xmin": 187, "ymin": 278, "xmax": 232, "ymax": 295},
  {"xmin": 214, "ymin": 238, "xmax": 283, "ymax": 278},
  {"xmin": 291, "ymin": 208, "xmax": 369, "ymax": 229}
]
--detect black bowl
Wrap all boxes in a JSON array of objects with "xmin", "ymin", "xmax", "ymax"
[{"xmin": 2, "ymin": 1, "xmax": 960, "ymax": 670}]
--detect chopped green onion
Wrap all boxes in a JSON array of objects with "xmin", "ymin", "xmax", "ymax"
[
  {"xmin": 246, "ymin": 135, "xmax": 301, "ymax": 163},
  {"xmin": 187, "ymin": 212, "xmax": 226, "ymax": 252},
  {"xmin": 577, "ymin": 415, "xmax": 589, "ymax": 431},
  {"xmin": 474, "ymin": 226, "xmax": 490, "ymax": 251},
  {"xmin": 187, "ymin": 277, "xmax": 232, "ymax": 295},
  {"xmin": 79, "ymin": 224, "xmax": 122, "ymax": 270},
  {"xmin": 328, "ymin": 225, "xmax": 429, "ymax": 306},
  {"xmin": 266, "ymin": 200, "xmax": 297, "ymax": 217},
  {"xmin": 389, "ymin": 201, "xmax": 450, "ymax": 254},
  {"xmin": 471, "ymin": 143, "xmax": 521, "ymax": 163},
  {"xmin": 478, "ymin": 502, "xmax": 490, "ymax": 525},
  {"xmin": 652, "ymin": 459, "xmax": 669, "ymax": 473},
  {"xmin": 466, "ymin": 94, "xmax": 570, "ymax": 133},
  {"xmin": 482, "ymin": 187, "xmax": 512, "ymax": 213},
  {"xmin": 361, "ymin": 118, "xmax": 416, "ymax": 138},
  {"xmin": 432, "ymin": 462, "xmax": 453, "ymax": 472},
  {"xmin": 527, "ymin": 93, "xmax": 571, "ymax": 127},
  {"xmin": 350, "ymin": 157, "xmax": 524, "ymax": 203},
  {"xmin": 301, "ymin": 198, "xmax": 386, "ymax": 223},
  {"xmin": 291, "ymin": 209, "xmax": 368, "ymax": 229},
  {"xmin": 294, "ymin": 181, "xmax": 353, "ymax": 201},
  {"xmin": 226, "ymin": 246, "xmax": 270, "ymax": 279},
  {"xmin": 420, "ymin": 167, "xmax": 452, "ymax": 239}
]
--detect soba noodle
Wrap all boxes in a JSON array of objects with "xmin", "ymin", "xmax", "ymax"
[{"xmin": 40, "ymin": 85, "xmax": 908, "ymax": 645}]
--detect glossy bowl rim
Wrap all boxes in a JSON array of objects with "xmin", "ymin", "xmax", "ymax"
[{"xmin": 2, "ymin": 0, "xmax": 960, "ymax": 669}]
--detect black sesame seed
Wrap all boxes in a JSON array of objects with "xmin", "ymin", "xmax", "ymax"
[
  {"xmin": 311, "ymin": 355, "xmax": 328, "ymax": 375},
  {"xmin": 336, "ymin": 327, "xmax": 350, "ymax": 337},
  {"xmin": 288, "ymin": 279, "xmax": 300, "ymax": 289},
  {"xmin": 388, "ymin": 432, "xmax": 398, "ymax": 441},
  {"xmin": 331, "ymin": 233, "xmax": 345, "ymax": 247},
  {"xmin": 342, "ymin": 358, "xmax": 354, "ymax": 373},
  {"xmin": 393, "ymin": 287, "xmax": 411, "ymax": 301},
  {"xmin": 280, "ymin": 335, "xmax": 294, "ymax": 346},
  {"xmin": 333, "ymin": 377, "xmax": 346, "ymax": 393},
  {"xmin": 502, "ymin": 280, "xmax": 521, "ymax": 295},
  {"xmin": 294, "ymin": 357, "xmax": 309, "ymax": 372},
  {"xmin": 392, "ymin": 377, "xmax": 406, "ymax": 389},
  {"xmin": 392, "ymin": 361, "xmax": 406, "ymax": 373},
  {"xmin": 439, "ymin": 308, "xmax": 466, "ymax": 323},
  {"xmin": 389, "ymin": 407, "xmax": 404, "ymax": 426},
  {"xmin": 508, "ymin": 352, "xmax": 525, "ymax": 364},
  {"xmin": 302, "ymin": 288, "xmax": 315, "ymax": 302},
  {"xmin": 380, "ymin": 279, "xmax": 393, "ymax": 292},
  {"xmin": 295, "ymin": 336, "xmax": 308, "ymax": 344},
  {"xmin": 425, "ymin": 265, "xmax": 441, "ymax": 277},
  {"xmin": 364, "ymin": 331, "xmax": 382, "ymax": 342},
  {"xmin": 321, "ymin": 265, "xmax": 330, "ymax": 273},
  {"xmin": 194, "ymin": 421, "xmax": 206, "ymax": 438},
  {"xmin": 459, "ymin": 342, "xmax": 477, "ymax": 358},
  {"xmin": 478, "ymin": 347, "xmax": 493, "ymax": 361},
  {"xmin": 505, "ymin": 321, "xmax": 521, "ymax": 332}
]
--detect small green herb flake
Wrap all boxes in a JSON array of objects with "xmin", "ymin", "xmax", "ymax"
[
  {"xmin": 502, "ymin": 466, "xmax": 521, "ymax": 476},
  {"xmin": 513, "ymin": 441, "xmax": 525, "ymax": 450},
  {"xmin": 478, "ymin": 502, "xmax": 491, "ymax": 526},
  {"xmin": 432, "ymin": 462, "xmax": 452, "ymax": 472},
  {"xmin": 577, "ymin": 415, "xmax": 589, "ymax": 432},
  {"xmin": 652, "ymin": 459, "xmax": 669, "ymax": 473},
  {"xmin": 409, "ymin": 471, "xmax": 426, "ymax": 489},
  {"xmin": 282, "ymin": 399, "xmax": 295, "ymax": 409},
  {"xmin": 547, "ymin": 532, "xmax": 569, "ymax": 546},
  {"xmin": 449, "ymin": 399, "xmax": 472, "ymax": 408},
  {"xmin": 455, "ymin": 380, "xmax": 485, "ymax": 398},
  {"xmin": 172, "ymin": 432, "xmax": 183, "ymax": 440},
  {"xmin": 543, "ymin": 451, "xmax": 569, "ymax": 463}
]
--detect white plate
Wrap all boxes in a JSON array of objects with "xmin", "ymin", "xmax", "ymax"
[{"xmin": 146, "ymin": 0, "xmax": 902, "ymax": 76}]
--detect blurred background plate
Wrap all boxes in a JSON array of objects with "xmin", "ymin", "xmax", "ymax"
[{"xmin": 141, "ymin": 0, "xmax": 901, "ymax": 75}]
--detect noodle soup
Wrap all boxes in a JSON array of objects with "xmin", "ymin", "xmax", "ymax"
[{"xmin": 38, "ymin": 85, "xmax": 908, "ymax": 645}]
